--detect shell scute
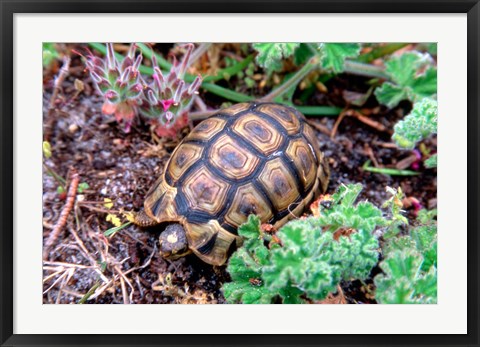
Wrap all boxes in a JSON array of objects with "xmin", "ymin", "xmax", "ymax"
[
  {"xmin": 232, "ymin": 113, "xmax": 284, "ymax": 155},
  {"xmin": 209, "ymin": 134, "xmax": 260, "ymax": 180},
  {"xmin": 186, "ymin": 116, "xmax": 227, "ymax": 142},
  {"xmin": 223, "ymin": 182, "xmax": 274, "ymax": 229},
  {"xmin": 182, "ymin": 165, "xmax": 230, "ymax": 216},
  {"xmin": 256, "ymin": 103, "xmax": 302, "ymax": 135},
  {"xmin": 167, "ymin": 143, "xmax": 203, "ymax": 182},
  {"xmin": 258, "ymin": 157, "xmax": 300, "ymax": 212}
]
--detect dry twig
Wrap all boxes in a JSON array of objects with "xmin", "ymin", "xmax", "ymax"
[
  {"xmin": 48, "ymin": 56, "xmax": 71, "ymax": 112},
  {"xmin": 43, "ymin": 170, "xmax": 79, "ymax": 259}
]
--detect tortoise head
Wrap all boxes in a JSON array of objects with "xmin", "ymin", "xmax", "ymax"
[{"xmin": 158, "ymin": 223, "xmax": 190, "ymax": 259}]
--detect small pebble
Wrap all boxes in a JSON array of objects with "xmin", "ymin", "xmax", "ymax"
[{"xmin": 68, "ymin": 123, "xmax": 79, "ymax": 133}]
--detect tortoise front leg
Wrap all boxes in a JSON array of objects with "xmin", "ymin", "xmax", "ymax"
[{"xmin": 130, "ymin": 209, "xmax": 159, "ymax": 227}]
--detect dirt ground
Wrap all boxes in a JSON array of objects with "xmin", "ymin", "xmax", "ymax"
[{"xmin": 42, "ymin": 44, "xmax": 437, "ymax": 304}]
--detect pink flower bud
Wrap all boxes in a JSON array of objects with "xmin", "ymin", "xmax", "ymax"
[
  {"xmin": 121, "ymin": 56, "xmax": 133, "ymax": 71},
  {"xmin": 90, "ymin": 71, "xmax": 103, "ymax": 83},
  {"xmin": 127, "ymin": 43, "xmax": 137, "ymax": 59},
  {"xmin": 106, "ymin": 43, "xmax": 116, "ymax": 70},
  {"xmin": 153, "ymin": 67, "xmax": 165, "ymax": 89},
  {"xmin": 160, "ymin": 99, "xmax": 175, "ymax": 111},
  {"xmin": 151, "ymin": 50, "xmax": 158, "ymax": 67},
  {"xmin": 147, "ymin": 90, "xmax": 158, "ymax": 105},
  {"xmin": 105, "ymin": 90, "xmax": 119, "ymax": 100},
  {"xmin": 167, "ymin": 70, "xmax": 177, "ymax": 84},
  {"xmin": 178, "ymin": 43, "xmax": 194, "ymax": 79},
  {"xmin": 165, "ymin": 111, "xmax": 174, "ymax": 124},
  {"xmin": 120, "ymin": 67, "xmax": 131, "ymax": 82},
  {"xmin": 188, "ymin": 75, "xmax": 202, "ymax": 95},
  {"xmin": 173, "ymin": 81, "xmax": 185, "ymax": 103},
  {"xmin": 133, "ymin": 54, "xmax": 142, "ymax": 71}
]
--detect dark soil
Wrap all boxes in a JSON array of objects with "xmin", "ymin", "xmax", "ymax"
[{"xmin": 42, "ymin": 44, "xmax": 436, "ymax": 304}]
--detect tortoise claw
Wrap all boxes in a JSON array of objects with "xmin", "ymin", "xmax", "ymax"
[{"xmin": 131, "ymin": 209, "xmax": 158, "ymax": 227}]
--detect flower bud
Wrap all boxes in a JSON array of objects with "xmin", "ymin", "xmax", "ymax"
[
  {"xmin": 106, "ymin": 43, "xmax": 116, "ymax": 70},
  {"xmin": 188, "ymin": 75, "xmax": 202, "ymax": 95},
  {"xmin": 147, "ymin": 89, "xmax": 158, "ymax": 105},
  {"xmin": 173, "ymin": 81, "xmax": 185, "ymax": 103}
]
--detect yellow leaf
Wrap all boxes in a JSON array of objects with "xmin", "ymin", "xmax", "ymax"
[
  {"xmin": 42, "ymin": 141, "xmax": 52, "ymax": 159},
  {"xmin": 123, "ymin": 211, "xmax": 135, "ymax": 223},
  {"xmin": 106, "ymin": 213, "xmax": 122, "ymax": 227},
  {"xmin": 104, "ymin": 198, "xmax": 114, "ymax": 209}
]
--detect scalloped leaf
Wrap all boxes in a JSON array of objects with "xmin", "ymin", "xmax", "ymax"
[
  {"xmin": 252, "ymin": 43, "xmax": 300, "ymax": 73},
  {"xmin": 319, "ymin": 43, "xmax": 361, "ymax": 72},
  {"xmin": 375, "ymin": 51, "xmax": 437, "ymax": 108}
]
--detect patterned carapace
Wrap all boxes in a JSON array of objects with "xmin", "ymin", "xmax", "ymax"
[{"xmin": 137, "ymin": 102, "xmax": 330, "ymax": 265}]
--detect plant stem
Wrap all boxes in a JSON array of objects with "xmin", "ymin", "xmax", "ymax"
[
  {"xmin": 296, "ymin": 106, "xmax": 342, "ymax": 116},
  {"xmin": 343, "ymin": 60, "xmax": 389, "ymax": 79},
  {"xmin": 43, "ymin": 163, "xmax": 66, "ymax": 190},
  {"xmin": 204, "ymin": 55, "xmax": 254, "ymax": 83},
  {"xmin": 186, "ymin": 43, "xmax": 212, "ymax": 71},
  {"xmin": 357, "ymin": 43, "xmax": 409, "ymax": 63},
  {"xmin": 190, "ymin": 105, "xmax": 342, "ymax": 122},
  {"xmin": 261, "ymin": 56, "xmax": 319, "ymax": 102},
  {"xmin": 202, "ymin": 84, "xmax": 254, "ymax": 102},
  {"xmin": 78, "ymin": 282, "xmax": 100, "ymax": 304},
  {"xmin": 362, "ymin": 161, "xmax": 420, "ymax": 176}
]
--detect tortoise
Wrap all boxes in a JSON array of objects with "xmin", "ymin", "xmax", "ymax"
[{"xmin": 131, "ymin": 102, "xmax": 330, "ymax": 265}]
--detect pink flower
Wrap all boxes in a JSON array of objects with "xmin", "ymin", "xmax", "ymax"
[
  {"xmin": 160, "ymin": 99, "xmax": 174, "ymax": 111},
  {"xmin": 411, "ymin": 149, "xmax": 422, "ymax": 170}
]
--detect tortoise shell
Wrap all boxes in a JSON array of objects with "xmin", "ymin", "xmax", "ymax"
[{"xmin": 142, "ymin": 102, "xmax": 329, "ymax": 265}]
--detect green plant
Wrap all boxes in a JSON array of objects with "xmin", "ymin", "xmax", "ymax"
[
  {"xmin": 81, "ymin": 43, "xmax": 143, "ymax": 132},
  {"xmin": 392, "ymin": 98, "xmax": 437, "ymax": 149},
  {"xmin": 43, "ymin": 141, "xmax": 89, "ymax": 196},
  {"xmin": 375, "ymin": 51, "xmax": 437, "ymax": 108},
  {"xmin": 43, "ymin": 43, "xmax": 60, "ymax": 67},
  {"xmin": 375, "ymin": 209, "xmax": 437, "ymax": 304},
  {"xmin": 392, "ymin": 98, "xmax": 438, "ymax": 168},
  {"xmin": 221, "ymin": 184, "xmax": 405, "ymax": 304},
  {"xmin": 139, "ymin": 43, "xmax": 202, "ymax": 138},
  {"xmin": 252, "ymin": 43, "xmax": 300, "ymax": 74},
  {"xmin": 317, "ymin": 43, "xmax": 361, "ymax": 73}
]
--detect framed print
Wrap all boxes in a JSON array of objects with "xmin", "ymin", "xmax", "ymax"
[{"xmin": 1, "ymin": 1, "xmax": 479, "ymax": 346}]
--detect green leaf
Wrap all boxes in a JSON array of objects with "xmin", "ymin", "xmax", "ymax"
[
  {"xmin": 237, "ymin": 214, "xmax": 262, "ymax": 240},
  {"xmin": 375, "ymin": 250, "xmax": 437, "ymax": 304},
  {"xmin": 333, "ymin": 229, "xmax": 379, "ymax": 280},
  {"xmin": 376, "ymin": 209, "xmax": 437, "ymax": 304},
  {"xmin": 319, "ymin": 43, "xmax": 361, "ymax": 73},
  {"xmin": 411, "ymin": 68, "xmax": 437, "ymax": 98},
  {"xmin": 77, "ymin": 182, "xmax": 90, "ymax": 193},
  {"xmin": 317, "ymin": 184, "xmax": 387, "ymax": 234},
  {"xmin": 424, "ymin": 154, "xmax": 437, "ymax": 168},
  {"xmin": 222, "ymin": 281, "xmax": 274, "ymax": 304},
  {"xmin": 374, "ymin": 51, "xmax": 437, "ymax": 108},
  {"xmin": 293, "ymin": 43, "xmax": 315, "ymax": 66},
  {"xmin": 103, "ymin": 222, "xmax": 132, "ymax": 237},
  {"xmin": 43, "ymin": 43, "xmax": 60, "ymax": 67},
  {"xmin": 392, "ymin": 98, "xmax": 438, "ymax": 149},
  {"xmin": 222, "ymin": 215, "xmax": 276, "ymax": 304},
  {"xmin": 374, "ymin": 83, "xmax": 409, "ymax": 109},
  {"xmin": 252, "ymin": 43, "xmax": 300, "ymax": 73}
]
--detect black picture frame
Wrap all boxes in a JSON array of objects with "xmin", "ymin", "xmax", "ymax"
[{"xmin": 1, "ymin": 1, "xmax": 479, "ymax": 346}]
